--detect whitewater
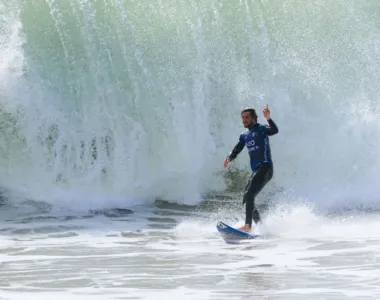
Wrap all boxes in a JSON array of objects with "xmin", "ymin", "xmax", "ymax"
[{"xmin": 1, "ymin": 0, "xmax": 380, "ymax": 299}]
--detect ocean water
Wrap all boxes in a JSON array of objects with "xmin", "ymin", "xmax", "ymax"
[
  {"xmin": 1, "ymin": 0, "xmax": 380, "ymax": 299},
  {"xmin": 1, "ymin": 201, "xmax": 380, "ymax": 299}
]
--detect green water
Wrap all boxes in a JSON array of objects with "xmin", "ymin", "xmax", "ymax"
[{"xmin": 1, "ymin": 0, "xmax": 380, "ymax": 209}]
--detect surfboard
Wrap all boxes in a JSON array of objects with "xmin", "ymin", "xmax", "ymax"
[{"xmin": 216, "ymin": 221, "xmax": 260, "ymax": 243}]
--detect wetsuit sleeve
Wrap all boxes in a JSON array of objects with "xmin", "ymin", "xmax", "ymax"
[
  {"xmin": 228, "ymin": 135, "xmax": 245, "ymax": 161},
  {"xmin": 263, "ymin": 118, "xmax": 279, "ymax": 136}
]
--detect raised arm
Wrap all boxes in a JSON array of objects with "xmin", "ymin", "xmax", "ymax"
[
  {"xmin": 262, "ymin": 105, "xmax": 278, "ymax": 136},
  {"xmin": 266, "ymin": 118, "xmax": 279, "ymax": 136}
]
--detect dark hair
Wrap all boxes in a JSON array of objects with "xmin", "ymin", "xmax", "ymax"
[{"xmin": 241, "ymin": 108, "xmax": 258, "ymax": 120}]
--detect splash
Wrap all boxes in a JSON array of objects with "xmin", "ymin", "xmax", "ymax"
[{"xmin": 0, "ymin": 0, "xmax": 380, "ymax": 210}]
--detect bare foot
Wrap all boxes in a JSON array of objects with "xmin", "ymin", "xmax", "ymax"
[{"xmin": 238, "ymin": 225, "xmax": 251, "ymax": 232}]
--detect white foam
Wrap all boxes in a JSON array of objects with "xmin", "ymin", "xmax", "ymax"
[{"xmin": 1, "ymin": 0, "xmax": 380, "ymax": 213}]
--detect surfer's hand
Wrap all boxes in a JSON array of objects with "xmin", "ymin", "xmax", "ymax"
[
  {"xmin": 223, "ymin": 157, "xmax": 230, "ymax": 168},
  {"xmin": 263, "ymin": 104, "xmax": 270, "ymax": 120}
]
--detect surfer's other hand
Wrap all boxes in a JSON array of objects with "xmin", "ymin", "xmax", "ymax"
[
  {"xmin": 223, "ymin": 157, "xmax": 230, "ymax": 168},
  {"xmin": 263, "ymin": 104, "xmax": 270, "ymax": 120}
]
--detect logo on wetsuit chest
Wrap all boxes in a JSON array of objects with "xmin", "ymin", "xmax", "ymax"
[{"xmin": 246, "ymin": 139, "xmax": 259, "ymax": 152}]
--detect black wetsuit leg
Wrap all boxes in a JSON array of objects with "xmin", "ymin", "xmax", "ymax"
[{"xmin": 243, "ymin": 163, "xmax": 274, "ymax": 226}]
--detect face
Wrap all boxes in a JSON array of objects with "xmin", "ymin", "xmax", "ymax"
[{"xmin": 241, "ymin": 111, "xmax": 255, "ymax": 128}]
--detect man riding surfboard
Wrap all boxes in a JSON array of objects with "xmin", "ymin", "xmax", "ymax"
[{"xmin": 223, "ymin": 105, "xmax": 279, "ymax": 232}]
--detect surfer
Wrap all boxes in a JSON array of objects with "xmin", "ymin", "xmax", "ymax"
[{"xmin": 223, "ymin": 105, "xmax": 279, "ymax": 232}]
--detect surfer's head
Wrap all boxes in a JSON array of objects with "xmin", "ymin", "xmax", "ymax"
[{"xmin": 241, "ymin": 108, "xmax": 257, "ymax": 128}]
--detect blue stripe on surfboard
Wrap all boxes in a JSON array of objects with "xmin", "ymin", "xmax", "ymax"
[{"xmin": 216, "ymin": 221, "xmax": 260, "ymax": 240}]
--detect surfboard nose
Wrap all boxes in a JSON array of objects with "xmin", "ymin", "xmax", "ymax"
[{"xmin": 217, "ymin": 221, "xmax": 226, "ymax": 228}]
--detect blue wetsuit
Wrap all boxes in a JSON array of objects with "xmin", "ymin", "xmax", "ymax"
[{"xmin": 228, "ymin": 118, "xmax": 279, "ymax": 226}]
